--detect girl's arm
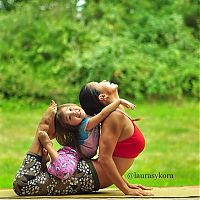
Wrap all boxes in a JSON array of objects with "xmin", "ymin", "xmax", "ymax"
[
  {"xmin": 86, "ymin": 99, "xmax": 135, "ymax": 130},
  {"xmin": 38, "ymin": 131, "xmax": 59, "ymax": 162}
]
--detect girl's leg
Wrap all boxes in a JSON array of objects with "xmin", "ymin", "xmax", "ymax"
[{"xmin": 38, "ymin": 131, "xmax": 81, "ymax": 180}]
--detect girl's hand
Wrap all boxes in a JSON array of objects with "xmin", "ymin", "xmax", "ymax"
[
  {"xmin": 49, "ymin": 100, "xmax": 57, "ymax": 114},
  {"xmin": 120, "ymin": 99, "xmax": 136, "ymax": 109}
]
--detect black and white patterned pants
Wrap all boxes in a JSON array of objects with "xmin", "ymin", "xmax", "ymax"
[{"xmin": 13, "ymin": 153, "xmax": 100, "ymax": 196}]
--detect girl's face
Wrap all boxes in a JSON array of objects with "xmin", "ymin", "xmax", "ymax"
[
  {"xmin": 61, "ymin": 105, "xmax": 86, "ymax": 126},
  {"xmin": 88, "ymin": 80, "xmax": 118, "ymax": 95}
]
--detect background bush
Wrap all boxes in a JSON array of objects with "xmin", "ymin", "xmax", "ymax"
[{"xmin": 0, "ymin": 0, "xmax": 199, "ymax": 104}]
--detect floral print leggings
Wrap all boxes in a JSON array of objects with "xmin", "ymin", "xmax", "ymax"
[
  {"xmin": 48, "ymin": 146, "xmax": 80, "ymax": 180},
  {"xmin": 13, "ymin": 153, "xmax": 100, "ymax": 196}
]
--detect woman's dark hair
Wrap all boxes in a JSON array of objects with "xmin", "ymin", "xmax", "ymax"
[
  {"xmin": 55, "ymin": 104, "xmax": 84, "ymax": 157},
  {"xmin": 79, "ymin": 84, "xmax": 106, "ymax": 116}
]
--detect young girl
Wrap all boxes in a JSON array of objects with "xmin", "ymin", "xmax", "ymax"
[{"xmin": 39, "ymin": 98, "xmax": 135, "ymax": 180}]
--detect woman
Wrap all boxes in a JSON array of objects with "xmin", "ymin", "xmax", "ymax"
[
  {"xmin": 13, "ymin": 83, "xmax": 152, "ymax": 196},
  {"xmin": 79, "ymin": 80, "xmax": 152, "ymax": 195}
]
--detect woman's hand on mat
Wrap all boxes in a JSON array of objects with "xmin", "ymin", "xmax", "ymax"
[
  {"xmin": 127, "ymin": 183, "xmax": 153, "ymax": 190},
  {"xmin": 126, "ymin": 187, "xmax": 153, "ymax": 196},
  {"xmin": 120, "ymin": 99, "xmax": 136, "ymax": 109}
]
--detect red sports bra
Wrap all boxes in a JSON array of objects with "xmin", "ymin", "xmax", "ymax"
[{"xmin": 113, "ymin": 110, "xmax": 145, "ymax": 158}]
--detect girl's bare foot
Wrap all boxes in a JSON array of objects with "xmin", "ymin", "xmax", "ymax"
[
  {"xmin": 43, "ymin": 148, "xmax": 50, "ymax": 163},
  {"xmin": 41, "ymin": 148, "xmax": 50, "ymax": 172},
  {"xmin": 38, "ymin": 131, "xmax": 52, "ymax": 149}
]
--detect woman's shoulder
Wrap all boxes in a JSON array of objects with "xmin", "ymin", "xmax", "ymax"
[
  {"xmin": 101, "ymin": 110, "xmax": 126, "ymax": 135},
  {"xmin": 103, "ymin": 110, "xmax": 126, "ymax": 123}
]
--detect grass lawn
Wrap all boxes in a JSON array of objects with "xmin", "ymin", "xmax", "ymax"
[{"xmin": 0, "ymin": 99, "xmax": 199, "ymax": 188}]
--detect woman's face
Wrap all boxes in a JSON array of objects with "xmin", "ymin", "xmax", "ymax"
[
  {"xmin": 88, "ymin": 80, "xmax": 118, "ymax": 95},
  {"xmin": 60, "ymin": 105, "xmax": 86, "ymax": 126}
]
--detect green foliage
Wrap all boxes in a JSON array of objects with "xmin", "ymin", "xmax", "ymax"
[
  {"xmin": 0, "ymin": 99, "xmax": 199, "ymax": 188},
  {"xmin": 0, "ymin": 0, "xmax": 199, "ymax": 103}
]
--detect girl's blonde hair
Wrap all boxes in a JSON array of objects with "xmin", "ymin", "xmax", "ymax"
[{"xmin": 55, "ymin": 104, "xmax": 84, "ymax": 157}]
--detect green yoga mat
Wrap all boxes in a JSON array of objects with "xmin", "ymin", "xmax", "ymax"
[{"xmin": 0, "ymin": 186, "xmax": 199, "ymax": 199}]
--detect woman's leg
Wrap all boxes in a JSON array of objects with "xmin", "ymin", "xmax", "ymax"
[
  {"xmin": 13, "ymin": 104, "xmax": 56, "ymax": 196},
  {"xmin": 48, "ymin": 159, "xmax": 100, "ymax": 195},
  {"xmin": 29, "ymin": 130, "xmax": 43, "ymax": 156},
  {"xmin": 14, "ymin": 139, "xmax": 100, "ymax": 196},
  {"xmin": 29, "ymin": 101, "xmax": 56, "ymax": 155},
  {"xmin": 13, "ymin": 126, "xmax": 51, "ymax": 196},
  {"xmin": 13, "ymin": 101, "xmax": 100, "ymax": 195}
]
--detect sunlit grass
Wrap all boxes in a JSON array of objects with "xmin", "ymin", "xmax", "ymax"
[
  {"xmin": 0, "ymin": 99, "xmax": 199, "ymax": 188},
  {"xmin": 125, "ymin": 100, "xmax": 199, "ymax": 186}
]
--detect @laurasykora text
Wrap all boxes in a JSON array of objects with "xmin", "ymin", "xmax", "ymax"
[{"xmin": 127, "ymin": 172, "xmax": 174, "ymax": 180}]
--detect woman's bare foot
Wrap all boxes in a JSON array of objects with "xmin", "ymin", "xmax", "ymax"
[
  {"xmin": 38, "ymin": 131, "xmax": 52, "ymax": 149},
  {"xmin": 47, "ymin": 100, "xmax": 57, "ymax": 139},
  {"xmin": 47, "ymin": 115, "xmax": 56, "ymax": 140},
  {"xmin": 37, "ymin": 100, "xmax": 57, "ymax": 137}
]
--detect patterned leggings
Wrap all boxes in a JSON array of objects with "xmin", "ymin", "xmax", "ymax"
[{"xmin": 13, "ymin": 153, "xmax": 100, "ymax": 196}]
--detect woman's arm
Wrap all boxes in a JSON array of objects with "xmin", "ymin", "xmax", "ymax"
[
  {"xmin": 98, "ymin": 111, "xmax": 152, "ymax": 196},
  {"xmin": 98, "ymin": 111, "xmax": 130, "ymax": 194},
  {"xmin": 122, "ymin": 176, "xmax": 153, "ymax": 190},
  {"xmin": 86, "ymin": 99, "xmax": 135, "ymax": 130}
]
